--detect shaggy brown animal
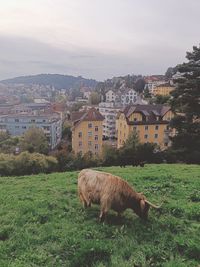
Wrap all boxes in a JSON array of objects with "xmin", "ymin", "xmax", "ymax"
[{"xmin": 78, "ymin": 169, "xmax": 161, "ymax": 221}]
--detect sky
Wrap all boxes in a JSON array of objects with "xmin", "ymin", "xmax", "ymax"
[{"xmin": 0, "ymin": 0, "xmax": 200, "ymax": 81}]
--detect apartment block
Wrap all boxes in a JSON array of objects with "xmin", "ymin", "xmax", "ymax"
[
  {"xmin": 98, "ymin": 102, "xmax": 121, "ymax": 139},
  {"xmin": 0, "ymin": 113, "xmax": 62, "ymax": 149},
  {"xmin": 71, "ymin": 108, "xmax": 104, "ymax": 156},
  {"xmin": 116, "ymin": 104, "xmax": 174, "ymax": 149}
]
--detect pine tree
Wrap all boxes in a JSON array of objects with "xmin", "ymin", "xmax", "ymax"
[{"xmin": 170, "ymin": 45, "xmax": 200, "ymax": 162}]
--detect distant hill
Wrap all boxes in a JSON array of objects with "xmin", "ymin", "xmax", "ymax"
[{"xmin": 0, "ymin": 74, "xmax": 98, "ymax": 90}]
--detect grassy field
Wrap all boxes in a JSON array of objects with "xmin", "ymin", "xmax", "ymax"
[{"xmin": 0, "ymin": 164, "xmax": 200, "ymax": 267}]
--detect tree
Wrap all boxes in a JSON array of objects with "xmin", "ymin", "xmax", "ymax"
[
  {"xmin": 102, "ymin": 145, "xmax": 119, "ymax": 166},
  {"xmin": 170, "ymin": 45, "xmax": 200, "ymax": 162},
  {"xmin": 20, "ymin": 127, "xmax": 49, "ymax": 154},
  {"xmin": 135, "ymin": 78, "xmax": 145, "ymax": 93},
  {"xmin": 165, "ymin": 67, "xmax": 176, "ymax": 79},
  {"xmin": 118, "ymin": 131, "xmax": 139, "ymax": 166},
  {"xmin": 154, "ymin": 95, "xmax": 170, "ymax": 104},
  {"xmin": 62, "ymin": 122, "xmax": 72, "ymax": 141},
  {"xmin": 89, "ymin": 92, "xmax": 101, "ymax": 105},
  {"xmin": 0, "ymin": 132, "xmax": 9, "ymax": 142}
]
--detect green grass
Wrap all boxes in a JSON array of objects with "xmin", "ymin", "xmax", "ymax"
[{"xmin": 0, "ymin": 164, "xmax": 200, "ymax": 267}]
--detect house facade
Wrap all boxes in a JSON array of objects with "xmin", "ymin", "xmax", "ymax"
[
  {"xmin": 0, "ymin": 113, "xmax": 62, "ymax": 149},
  {"xmin": 116, "ymin": 104, "xmax": 174, "ymax": 149},
  {"xmin": 105, "ymin": 90, "xmax": 117, "ymax": 102},
  {"xmin": 153, "ymin": 83, "xmax": 175, "ymax": 96},
  {"xmin": 120, "ymin": 89, "xmax": 138, "ymax": 105},
  {"xmin": 71, "ymin": 108, "xmax": 104, "ymax": 156},
  {"xmin": 98, "ymin": 102, "xmax": 121, "ymax": 139}
]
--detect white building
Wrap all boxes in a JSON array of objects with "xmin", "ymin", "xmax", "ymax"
[
  {"xmin": 105, "ymin": 90, "xmax": 117, "ymax": 102},
  {"xmin": 120, "ymin": 89, "xmax": 142, "ymax": 105},
  {"xmin": 83, "ymin": 91, "xmax": 91, "ymax": 100},
  {"xmin": 144, "ymin": 80, "xmax": 166, "ymax": 94},
  {"xmin": 98, "ymin": 102, "xmax": 121, "ymax": 139}
]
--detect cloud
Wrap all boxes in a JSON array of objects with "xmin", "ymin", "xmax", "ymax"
[{"xmin": 0, "ymin": 0, "xmax": 200, "ymax": 80}]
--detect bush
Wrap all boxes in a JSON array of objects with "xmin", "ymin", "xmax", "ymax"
[{"xmin": 0, "ymin": 152, "xmax": 58, "ymax": 176}]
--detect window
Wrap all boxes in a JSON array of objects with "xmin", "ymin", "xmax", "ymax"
[
  {"xmin": 88, "ymin": 131, "xmax": 92, "ymax": 137},
  {"xmin": 79, "ymin": 141, "xmax": 82, "ymax": 147},
  {"xmin": 145, "ymin": 125, "xmax": 148, "ymax": 131},
  {"xmin": 155, "ymin": 134, "xmax": 158, "ymax": 139},
  {"xmin": 15, "ymin": 119, "xmax": 19, "ymax": 122},
  {"xmin": 155, "ymin": 125, "xmax": 159, "ymax": 130},
  {"xmin": 43, "ymin": 126, "xmax": 50, "ymax": 130},
  {"xmin": 95, "ymin": 135, "xmax": 98, "ymax": 141},
  {"xmin": 95, "ymin": 144, "xmax": 98, "ymax": 150},
  {"xmin": 43, "ymin": 120, "xmax": 46, "ymax": 123},
  {"xmin": 78, "ymin": 132, "xmax": 82, "ymax": 138},
  {"xmin": 134, "ymin": 118, "xmax": 137, "ymax": 122},
  {"xmin": 88, "ymin": 141, "xmax": 92, "ymax": 146},
  {"xmin": 88, "ymin": 123, "xmax": 92, "ymax": 128},
  {"xmin": 31, "ymin": 119, "xmax": 35, "ymax": 123},
  {"xmin": 95, "ymin": 126, "xmax": 98, "ymax": 132},
  {"xmin": 15, "ymin": 126, "xmax": 19, "ymax": 129},
  {"xmin": 164, "ymin": 142, "xmax": 168, "ymax": 147},
  {"xmin": 22, "ymin": 126, "xmax": 27, "ymax": 129},
  {"xmin": 144, "ymin": 134, "xmax": 148, "ymax": 139},
  {"xmin": 166, "ymin": 125, "xmax": 169, "ymax": 130}
]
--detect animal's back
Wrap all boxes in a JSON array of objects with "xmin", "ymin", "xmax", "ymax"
[{"xmin": 78, "ymin": 169, "xmax": 134, "ymax": 205}]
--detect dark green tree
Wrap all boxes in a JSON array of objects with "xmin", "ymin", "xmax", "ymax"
[
  {"xmin": 154, "ymin": 95, "xmax": 170, "ymax": 104},
  {"xmin": 165, "ymin": 67, "xmax": 176, "ymax": 79},
  {"xmin": 20, "ymin": 127, "xmax": 49, "ymax": 154},
  {"xmin": 118, "ymin": 131, "xmax": 139, "ymax": 166},
  {"xmin": 170, "ymin": 45, "xmax": 200, "ymax": 163}
]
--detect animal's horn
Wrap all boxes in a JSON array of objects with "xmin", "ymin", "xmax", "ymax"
[{"xmin": 145, "ymin": 200, "xmax": 162, "ymax": 209}]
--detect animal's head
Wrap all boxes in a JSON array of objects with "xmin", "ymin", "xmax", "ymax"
[
  {"xmin": 139, "ymin": 197, "xmax": 150, "ymax": 220},
  {"xmin": 133, "ymin": 193, "xmax": 161, "ymax": 220}
]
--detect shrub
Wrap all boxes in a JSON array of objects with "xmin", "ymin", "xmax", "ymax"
[{"xmin": 0, "ymin": 152, "xmax": 58, "ymax": 176}]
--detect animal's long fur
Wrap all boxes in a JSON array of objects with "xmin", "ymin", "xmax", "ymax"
[{"xmin": 78, "ymin": 169, "xmax": 150, "ymax": 221}]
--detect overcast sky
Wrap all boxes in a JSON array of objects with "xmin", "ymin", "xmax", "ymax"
[{"xmin": 0, "ymin": 0, "xmax": 199, "ymax": 81}]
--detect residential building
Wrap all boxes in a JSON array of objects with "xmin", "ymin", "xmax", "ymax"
[
  {"xmin": 98, "ymin": 102, "xmax": 122, "ymax": 139},
  {"xmin": 0, "ymin": 113, "xmax": 62, "ymax": 149},
  {"xmin": 116, "ymin": 104, "xmax": 174, "ymax": 149},
  {"xmin": 106, "ymin": 90, "xmax": 117, "ymax": 102},
  {"xmin": 83, "ymin": 91, "xmax": 91, "ymax": 100},
  {"xmin": 153, "ymin": 83, "xmax": 175, "ymax": 96},
  {"xmin": 144, "ymin": 76, "xmax": 167, "ymax": 94},
  {"xmin": 71, "ymin": 107, "xmax": 104, "ymax": 156},
  {"xmin": 120, "ymin": 89, "xmax": 138, "ymax": 105}
]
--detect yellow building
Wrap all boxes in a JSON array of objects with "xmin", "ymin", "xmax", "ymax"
[
  {"xmin": 71, "ymin": 107, "xmax": 104, "ymax": 156},
  {"xmin": 116, "ymin": 104, "xmax": 174, "ymax": 149},
  {"xmin": 153, "ymin": 83, "xmax": 174, "ymax": 96}
]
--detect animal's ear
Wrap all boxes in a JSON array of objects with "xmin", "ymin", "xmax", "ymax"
[{"xmin": 140, "ymin": 199, "xmax": 146, "ymax": 211}]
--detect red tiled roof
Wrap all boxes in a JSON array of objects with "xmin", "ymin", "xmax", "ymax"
[{"xmin": 71, "ymin": 107, "xmax": 104, "ymax": 128}]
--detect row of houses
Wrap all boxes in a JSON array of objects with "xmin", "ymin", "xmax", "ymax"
[
  {"xmin": 71, "ymin": 104, "xmax": 174, "ymax": 156},
  {"xmin": 105, "ymin": 88, "xmax": 148, "ymax": 105}
]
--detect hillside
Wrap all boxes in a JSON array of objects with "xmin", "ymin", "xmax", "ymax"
[
  {"xmin": 0, "ymin": 74, "xmax": 98, "ymax": 90},
  {"xmin": 0, "ymin": 164, "xmax": 200, "ymax": 267}
]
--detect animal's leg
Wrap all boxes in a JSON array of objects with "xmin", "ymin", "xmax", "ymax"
[
  {"xmin": 99, "ymin": 210, "xmax": 107, "ymax": 222},
  {"xmin": 99, "ymin": 201, "xmax": 110, "ymax": 222},
  {"xmin": 79, "ymin": 192, "xmax": 90, "ymax": 208}
]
